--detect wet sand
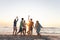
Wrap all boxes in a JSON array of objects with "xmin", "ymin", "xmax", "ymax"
[{"xmin": 0, "ymin": 35, "xmax": 60, "ymax": 40}]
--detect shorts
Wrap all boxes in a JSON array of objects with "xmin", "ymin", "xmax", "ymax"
[
  {"xmin": 13, "ymin": 26, "xmax": 17, "ymax": 31},
  {"xmin": 23, "ymin": 27, "xmax": 26, "ymax": 31},
  {"xmin": 30, "ymin": 27, "xmax": 33, "ymax": 31}
]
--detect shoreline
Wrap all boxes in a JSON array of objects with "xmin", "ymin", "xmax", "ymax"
[{"xmin": 0, "ymin": 33, "xmax": 60, "ymax": 36}]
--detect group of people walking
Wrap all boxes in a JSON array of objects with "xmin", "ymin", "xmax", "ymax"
[{"xmin": 13, "ymin": 16, "xmax": 42, "ymax": 36}]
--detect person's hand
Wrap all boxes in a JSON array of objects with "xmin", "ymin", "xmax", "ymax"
[
  {"xmin": 16, "ymin": 16, "xmax": 18, "ymax": 21},
  {"xmin": 41, "ymin": 27, "xmax": 43, "ymax": 28}
]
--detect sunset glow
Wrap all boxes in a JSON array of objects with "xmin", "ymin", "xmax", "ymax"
[{"xmin": 0, "ymin": 0, "xmax": 60, "ymax": 27}]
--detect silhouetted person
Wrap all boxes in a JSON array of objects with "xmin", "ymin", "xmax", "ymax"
[
  {"xmin": 22, "ymin": 20, "xmax": 26, "ymax": 35},
  {"xmin": 13, "ymin": 16, "xmax": 18, "ymax": 35},
  {"xmin": 35, "ymin": 21, "xmax": 42, "ymax": 35},
  {"xmin": 27, "ymin": 19, "xmax": 34, "ymax": 35},
  {"xmin": 17, "ymin": 18, "xmax": 25, "ymax": 35}
]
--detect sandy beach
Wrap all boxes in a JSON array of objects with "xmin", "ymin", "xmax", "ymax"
[
  {"xmin": 0, "ymin": 27, "xmax": 60, "ymax": 40},
  {"xmin": 0, "ymin": 35, "xmax": 60, "ymax": 40}
]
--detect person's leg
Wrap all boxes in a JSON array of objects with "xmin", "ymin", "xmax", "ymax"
[
  {"xmin": 23, "ymin": 30, "xmax": 25, "ymax": 35},
  {"xmin": 25, "ymin": 29, "xmax": 26, "ymax": 35},
  {"xmin": 22, "ymin": 28, "xmax": 24, "ymax": 35},
  {"xmin": 27, "ymin": 27, "xmax": 31, "ymax": 35},
  {"xmin": 16, "ymin": 27, "xmax": 17, "ymax": 35},
  {"xmin": 28, "ymin": 29, "xmax": 31, "ymax": 35},
  {"xmin": 31, "ymin": 30, "xmax": 32, "ymax": 35},
  {"xmin": 20, "ymin": 31, "xmax": 22, "ymax": 35},
  {"xmin": 23, "ymin": 28, "xmax": 26, "ymax": 35},
  {"xmin": 17, "ymin": 28, "xmax": 21, "ymax": 34},
  {"xmin": 15, "ymin": 27, "xmax": 17, "ymax": 35},
  {"xmin": 13, "ymin": 27, "xmax": 15, "ymax": 35},
  {"xmin": 37, "ymin": 32, "xmax": 40, "ymax": 35},
  {"xmin": 30, "ymin": 27, "xmax": 33, "ymax": 35},
  {"xmin": 13, "ymin": 30, "xmax": 14, "ymax": 35}
]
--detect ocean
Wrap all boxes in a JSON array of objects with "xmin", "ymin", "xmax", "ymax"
[{"xmin": 0, "ymin": 27, "xmax": 60, "ymax": 35}]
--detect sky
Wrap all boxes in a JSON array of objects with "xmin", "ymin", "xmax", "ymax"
[{"xmin": 0, "ymin": 0, "xmax": 60, "ymax": 27}]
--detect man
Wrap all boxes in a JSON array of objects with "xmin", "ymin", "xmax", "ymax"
[
  {"xmin": 22, "ymin": 20, "xmax": 26, "ymax": 35},
  {"xmin": 35, "ymin": 21, "xmax": 42, "ymax": 35},
  {"xmin": 17, "ymin": 18, "xmax": 25, "ymax": 35},
  {"xmin": 13, "ymin": 16, "xmax": 18, "ymax": 35},
  {"xmin": 27, "ymin": 19, "xmax": 34, "ymax": 35}
]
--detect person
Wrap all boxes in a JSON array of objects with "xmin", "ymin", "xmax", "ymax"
[
  {"xmin": 13, "ymin": 16, "xmax": 18, "ymax": 35},
  {"xmin": 22, "ymin": 20, "xmax": 26, "ymax": 35},
  {"xmin": 27, "ymin": 19, "xmax": 34, "ymax": 35},
  {"xmin": 35, "ymin": 21, "xmax": 42, "ymax": 35},
  {"xmin": 17, "ymin": 18, "xmax": 25, "ymax": 35}
]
